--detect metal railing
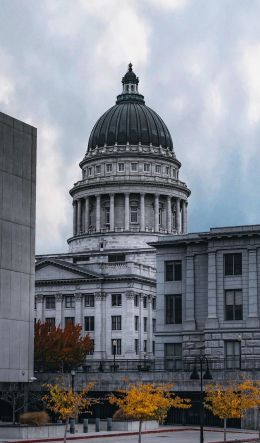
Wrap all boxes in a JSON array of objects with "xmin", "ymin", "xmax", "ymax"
[{"xmin": 34, "ymin": 357, "xmax": 260, "ymax": 373}]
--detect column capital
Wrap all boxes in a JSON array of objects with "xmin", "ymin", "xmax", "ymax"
[
  {"xmin": 126, "ymin": 291, "xmax": 135, "ymax": 300},
  {"xmin": 95, "ymin": 292, "xmax": 106, "ymax": 300},
  {"xmin": 55, "ymin": 293, "xmax": 63, "ymax": 302},
  {"xmin": 74, "ymin": 293, "xmax": 82, "ymax": 301},
  {"xmin": 109, "ymin": 192, "xmax": 115, "ymax": 198},
  {"xmin": 35, "ymin": 293, "xmax": 44, "ymax": 302}
]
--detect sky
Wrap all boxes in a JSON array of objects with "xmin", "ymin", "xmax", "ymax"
[{"xmin": 0, "ymin": 0, "xmax": 260, "ymax": 254}]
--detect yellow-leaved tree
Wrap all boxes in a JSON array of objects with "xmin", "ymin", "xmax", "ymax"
[
  {"xmin": 109, "ymin": 382, "xmax": 191, "ymax": 443},
  {"xmin": 43, "ymin": 383, "xmax": 97, "ymax": 443},
  {"xmin": 205, "ymin": 380, "xmax": 260, "ymax": 442}
]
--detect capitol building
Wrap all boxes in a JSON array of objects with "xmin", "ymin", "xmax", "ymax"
[{"xmin": 35, "ymin": 64, "xmax": 190, "ymax": 362}]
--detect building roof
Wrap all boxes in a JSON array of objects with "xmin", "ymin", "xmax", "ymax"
[{"xmin": 87, "ymin": 64, "xmax": 173, "ymax": 151}]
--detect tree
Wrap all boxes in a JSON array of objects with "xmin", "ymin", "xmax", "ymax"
[
  {"xmin": 34, "ymin": 321, "xmax": 93, "ymax": 371},
  {"xmin": 205, "ymin": 380, "xmax": 260, "ymax": 442},
  {"xmin": 43, "ymin": 383, "xmax": 97, "ymax": 443},
  {"xmin": 108, "ymin": 382, "xmax": 191, "ymax": 443}
]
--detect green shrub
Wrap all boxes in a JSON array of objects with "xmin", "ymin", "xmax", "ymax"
[{"xmin": 19, "ymin": 411, "xmax": 49, "ymax": 426}]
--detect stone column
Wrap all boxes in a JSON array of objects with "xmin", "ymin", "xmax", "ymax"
[
  {"xmin": 125, "ymin": 193, "xmax": 130, "ymax": 231},
  {"xmin": 248, "ymin": 249, "xmax": 259, "ymax": 326},
  {"xmin": 77, "ymin": 198, "xmax": 82, "ymax": 234},
  {"xmin": 73, "ymin": 201, "xmax": 77, "ymax": 236},
  {"xmin": 55, "ymin": 293, "xmax": 63, "ymax": 327},
  {"xmin": 110, "ymin": 193, "xmax": 115, "ymax": 232},
  {"xmin": 124, "ymin": 292, "xmax": 136, "ymax": 358},
  {"xmin": 184, "ymin": 256, "xmax": 196, "ymax": 330},
  {"xmin": 206, "ymin": 252, "xmax": 219, "ymax": 328},
  {"xmin": 75, "ymin": 293, "xmax": 82, "ymax": 327},
  {"xmin": 140, "ymin": 193, "xmax": 145, "ymax": 231},
  {"xmin": 94, "ymin": 292, "xmax": 106, "ymax": 359},
  {"xmin": 167, "ymin": 195, "xmax": 172, "ymax": 233},
  {"xmin": 147, "ymin": 296, "xmax": 153, "ymax": 357},
  {"xmin": 36, "ymin": 294, "xmax": 44, "ymax": 322},
  {"xmin": 84, "ymin": 197, "xmax": 89, "ymax": 233},
  {"xmin": 96, "ymin": 195, "xmax": 101, "ymax": 232},
  {"xmin": 183, "ymin": 201, "xmax": 188, "ymax": 233},
  {"xmin": 154, "ymin": 194, "xmax": 159, "ymax": 232},
  {"xmin": 176, "ymin": 198, "xmax": 181, "ymax": 233}
]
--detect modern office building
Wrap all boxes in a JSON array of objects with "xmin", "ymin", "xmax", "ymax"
[
  {"xmin": 35, "ymin": 64, "xmax": 190, "ymax": 362},
  {"xmin": 0, "ymin": 112, "xmax": 36, "ymax": 383}
]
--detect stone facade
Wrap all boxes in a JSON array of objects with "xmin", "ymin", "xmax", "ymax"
[
  {"xmin": 153, "ymin": 225, "xmax": 260, "ymax": 366},
  {"xmin": 35, "ymin": 65, "xmax": 190, "ymax": 363},
  {"xmin": 0, "ymin": 112, "xmax": 36, "ymax": 382}
]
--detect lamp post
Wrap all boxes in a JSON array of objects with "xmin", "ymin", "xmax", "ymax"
[
  {"xmin": 112, "ymin": 339, "xmax": 117, "ymax": 372},
  {"xmin": 190, "ymin": 356, "xmax": 212, "ymax": 443},
  {"xmin": 71, "ymin": 369, "xmax": 76, "ymax": 393}
]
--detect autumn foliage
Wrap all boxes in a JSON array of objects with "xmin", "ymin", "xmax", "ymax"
[
  {"xmin": 20, "ymin": 411, "xmax": 50, "ymax": 426},
  {"xmin": 43, "ymin": 383, "xmax": 97, "ymax": 443},
  {"xmin": 205, "ymin": 380, "xmax": 260, "ymax": 442},
  {"xmin": 109, "ymin": 383, "xmax": 190, "ymax": 443},
  {"xmin": 34, "ymin": 321, "xmax": 93, "ymax": 371}
]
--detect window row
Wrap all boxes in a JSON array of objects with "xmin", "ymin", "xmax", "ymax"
[
  {"xmin": 41, "ymin": 294, "xmax": 156, "ymax": 310},
  {"xmin": 164, "ymin": 289, "xmax": 243, "ymax": 324},
  {"xmin": 164, "ymin": 253, "xmax": 243, "ymax": 283},
  {"xmin": 84, "ymin": 338, "xmax": 156, "ymax": 356},
  {"xmin": 86, "ymin": 163, "xmax": 177, "ymax": 177}
]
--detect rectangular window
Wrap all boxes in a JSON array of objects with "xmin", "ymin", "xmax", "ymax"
[
  {"xmin": 131, "ymin": 163, "xmax": 138, "ymax": 172},
  {"xmin": 165, "ymin": 294, "xmax": 182, "ymax": 324},
  {"xmin": 111, "ymin": 315, "xmax": 122, "ymax": 330},
  {"xmin": 144, "ymin": 163, "xmax": 151, "ymax": 172},
  {"xmin": 224, "ymin": 253, "xmax": 242, "ymax": 276},
  {"xmin": 152, "ymin": 318, "xmax": 156, "ymax": 333},
  {"xmin": 45, "ymin": 296, "xmax": 56, "ymax": 309},
  {"xmin": 143, "ymin": 317, "xmax": 147, "ymax": 332},
  {"xmin": 165, "ymin": 166, "xmax": 170, "ymax": 175},
  {"xmin": 85, "ymin": 294, "xmax": 94, "ymax": 307},
  {"xmin": 152, "ymin": 298, "xmax": 156, "ymax": 310},
  {"xmin": 159, "ymin": 207, "xmax": 163, "ymax": 226},
  {"xmin": 164, "ymin": 343, "xmax": 182, "ymax": 370},
  {"xmin": 135, "ymin": 339, "xmax": 139, "ymax": 355},
  {"xmin": 111, "ymin": 294, "xmax": 122, "ymax": 307},
  {"xmin": 118, "ymin": 163, "xmax": 125, "ymax": 172},
  {"xmin": 135, "ymin": 315, "xmax": 139, "ymax": 331},
  {"xmin": 106, "ymin": 163, "xmax": 112, "ymax": 172},
  {"xmin": 155, "ymin": 164, "xmax": 161, "ymax": 173},
  {"xmin": 108, "ymin": 254, "xmax": 125, "ymax": 262},
  {"xmin": 87, "ymin": 339, "xmax": 94, "ymax": 355},
  {"xmin": 84, "ymin": 316, "xmax": 95, "ymax": 331},
  {"xmin": 144, "ymin": 340, "xmax": 147, "ymax": 353},
  {"xmin": 143, "ymin": 296, "xmax": 147, "ymax": 308},
  {"xmin": 64, "ymin": 317, "xmax": 75, "ymax": 326},
  {"xmin": 130, "ymin": 206, "xmax": 138, "ymax": 223},
  {"xmin": 134, "ymin": 294, "xmax": 139, "ymax": 307},
  {"xmin": 105, "ymin": 207, "xmax": 110, "ymax": 226},
  {"xmin": 225, "ymin": 340, "xmax": 241, "ymax": 369},
  {"xmin": 152, "ymin": 341, "xmax": 155, "ymax": 354},
  {"xmin": 65, "ymin": 295, "xmax": 75, "ymax": 308},
  {"xmin": 225, "ymin": 290, "xmax": 243, "ymax": 320},
  {"xmin": 88, "ymin": 167, "xmax": 93, "ymax": 176},
  {"xmin": 165, "ymin": 261, "xmax": 182, "ymax": 281},
  {"xmin": 111, "ymin": 339, "xmax": 121, "ymax": 355},
  {"xmin": 96, "ymin": 165, "xmax": 101, "ymax": 174}
]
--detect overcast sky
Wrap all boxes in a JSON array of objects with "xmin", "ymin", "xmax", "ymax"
[{"xmin": 1, "ymin": 0, "xmax": 260, "ymax": 254}]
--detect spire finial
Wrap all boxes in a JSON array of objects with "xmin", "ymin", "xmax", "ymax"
[{"xmin": 128, "ymin": 62, "xmax": 133, "ymax": 71}]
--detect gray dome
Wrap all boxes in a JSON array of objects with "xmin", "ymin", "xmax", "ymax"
[{"xmin": 87, "ymin": 64, "xmax": 173, "ymax": 151}]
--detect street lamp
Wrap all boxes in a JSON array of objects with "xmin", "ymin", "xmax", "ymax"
[
  {"xmin": 190, "ymin": 356, "xmax": 212, "ymax": 443},
  {"xmin": 71, "ymin": 369, "xmax": 76, "ymax": 393},
  {"xmin": 112, "ymin": 340, "xmax": 117, "ymax": 372}
]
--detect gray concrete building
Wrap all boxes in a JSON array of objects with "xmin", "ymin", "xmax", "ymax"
[
  {"xmin": 35, "ymin": 64, "xmax": 190, "ymax": 363},
  {"xmin": 0, "ymin": 112, "xmax": 36, "ymax": 383},
  {"xmin": 152, "ymin": 225, "xmax": 260, "ymax": 368}
]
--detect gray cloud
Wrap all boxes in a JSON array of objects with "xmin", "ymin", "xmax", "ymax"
[{"xmin": 0, "ymin": 0, "xmax": 260, "ymax": 253}]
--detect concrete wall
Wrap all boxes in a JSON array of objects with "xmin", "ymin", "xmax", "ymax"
[{"xmin": 0, "ymin": 112, "xmax": 36, "ymax": 382}]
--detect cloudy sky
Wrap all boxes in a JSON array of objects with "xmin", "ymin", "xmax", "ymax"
[{"xmin": 1, "ymin": 0, "xmax": 260, "ymax": 254}]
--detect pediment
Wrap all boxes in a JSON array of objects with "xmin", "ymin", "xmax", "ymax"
[{"xmin": 35, "ymin": 259, "xmax": 99, "ymax": 281}]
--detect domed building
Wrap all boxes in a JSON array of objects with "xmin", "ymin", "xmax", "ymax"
[{"xmin": 35, "ymin": 64, "xmax": 190, "ymax": 364}]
